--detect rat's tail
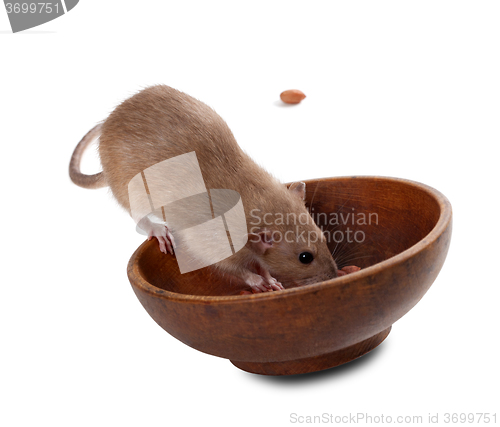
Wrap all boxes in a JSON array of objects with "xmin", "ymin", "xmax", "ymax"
[{"xmin": 69, "ymin": 124, "xmax": 107, "ymax": 189}]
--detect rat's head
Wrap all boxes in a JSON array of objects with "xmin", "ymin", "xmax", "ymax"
[{"xmin": 247, "ymin": 182, "xmax": 338, "ymax": 287}]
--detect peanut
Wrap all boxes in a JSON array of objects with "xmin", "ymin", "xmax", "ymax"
[
  {"xmin": 341, "ymin": 266, "xmax": 361, "ymax": 274},
  {"xmin": 280, "ymin": 89, "xmax": 306, "ymax": 104}
]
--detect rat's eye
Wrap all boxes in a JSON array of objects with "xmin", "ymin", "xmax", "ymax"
[{"xmin": 299, "ymin": 252, "xmax": 314, "ymax": 264}]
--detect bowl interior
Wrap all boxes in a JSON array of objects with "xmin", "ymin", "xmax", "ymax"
[{"xmin": 135, "ymin": 177, "xmax": 442, "ymax": 296}]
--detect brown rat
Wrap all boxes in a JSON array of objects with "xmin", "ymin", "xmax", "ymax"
[{"xmin": 69, "ymin": 85, "xmax": 338, "ymax": 292}]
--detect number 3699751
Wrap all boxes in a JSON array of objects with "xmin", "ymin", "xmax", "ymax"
[{"xmin": 5, "ymin": 3, "xmax": 61, "ymax": 14}]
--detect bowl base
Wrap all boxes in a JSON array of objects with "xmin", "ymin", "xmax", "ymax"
[{"xmin": 230, "ymin": 326, "xmax": 391, "ymax": 376}]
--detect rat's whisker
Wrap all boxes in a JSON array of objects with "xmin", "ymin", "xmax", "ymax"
[{"xmin": 308, "ymin": 178, "xmax": 322, "ymax": 213}]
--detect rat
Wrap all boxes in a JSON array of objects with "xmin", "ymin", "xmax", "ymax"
[{"xmin": 69, "ymin": 85, "xmax": 338, "ymax": 293}]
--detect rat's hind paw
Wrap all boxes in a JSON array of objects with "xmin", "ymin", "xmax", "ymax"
[{"xmin": 147, "ymin": 223, "xmax": 175, "ymax": 255}]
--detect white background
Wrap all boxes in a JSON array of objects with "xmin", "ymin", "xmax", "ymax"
[{"xmin": 1, "ymin": 1, "xmax": 499, "ymax": 426}]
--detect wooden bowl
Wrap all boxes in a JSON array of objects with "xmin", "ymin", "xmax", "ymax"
[{"xmin": 127, "ymin": 176, "xmax": 452, "ymax": 375}]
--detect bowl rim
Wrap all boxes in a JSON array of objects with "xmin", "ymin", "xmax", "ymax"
[{"xmin": 127, "ymin": 175, "xmax": 452, "ymax": 305}]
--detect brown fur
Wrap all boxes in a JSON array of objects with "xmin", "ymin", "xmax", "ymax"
[{"xmin": 69, "ymin": 85, "xmax": 337, "ymax": 289}]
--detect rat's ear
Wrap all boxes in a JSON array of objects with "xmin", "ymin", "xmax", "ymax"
[
  {"xmin": 289, "ymin": 181, "xmax": 306, "ymax": 202},
  {"xmin": 247, "ymin": 230, "xmax": 277, "ymax": 255}
]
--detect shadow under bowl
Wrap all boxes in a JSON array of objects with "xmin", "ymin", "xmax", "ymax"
[{"xmin": 127, "ymin": 176, "xmax": 452, "ymax": 375}]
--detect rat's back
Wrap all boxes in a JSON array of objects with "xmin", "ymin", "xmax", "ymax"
[{"xmin": 98, "ymin": 85, "xmax": 252, "ymax": 211}]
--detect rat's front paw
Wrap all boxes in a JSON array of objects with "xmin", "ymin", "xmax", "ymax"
[
  {"xmin": 147, "ymin": 223, "xmax": 175, "ymax": 255},
  {"xmin": 266, "ymin": 277, "xmax": 284, "ymax": 291},
  {"xmin": 245, "ymin": 273, "xmax": 283, "ymax": 293}
]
